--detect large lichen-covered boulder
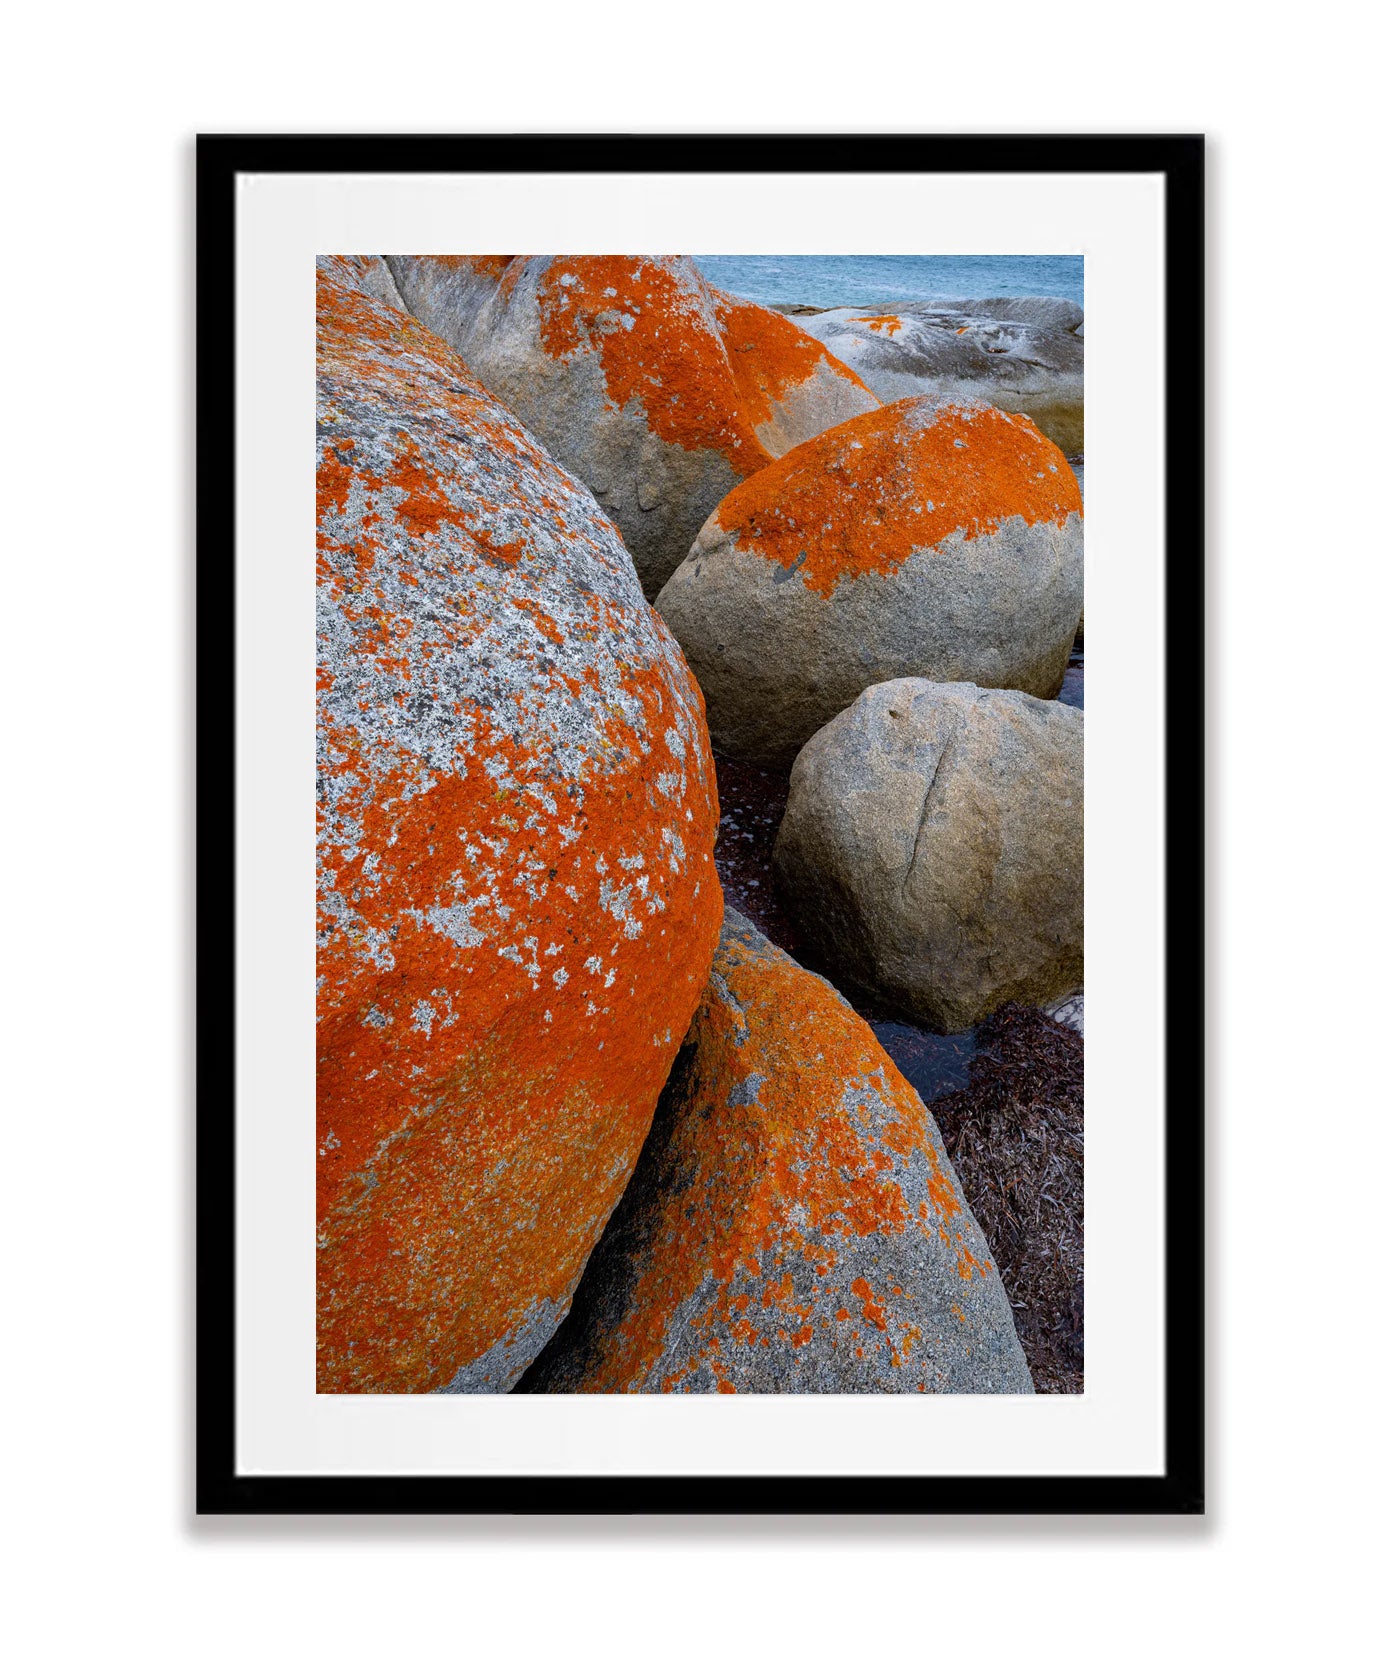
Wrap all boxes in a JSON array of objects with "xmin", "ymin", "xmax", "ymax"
[
  {"xmin": 774, "ymin": 680, "xmax": 1083, "ymax": 1034},
  {"xmin": 655, "ymin": 395, "xmax": 1083, "ymax": 768},
  {"xmin": 520, "ymin": 909, "xmax": 1032, "ymax": 1394},
  {"xmin": 797, "ymin": 297, "xmax": 1084, "ymax": 456},
  {"xmin": 382, "ymin": 254, "xmax": 879, "ymax": 598},
  {"xmin": 315, "ymin": 259, "xmax": 724, "ymax": 1393}
]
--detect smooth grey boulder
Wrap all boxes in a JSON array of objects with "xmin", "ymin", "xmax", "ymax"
[
  {"xmin": 655, "ymin": 395, "xmax": 1083, "ymax": 768},
  {"xmin": 774, "ymin": 680, "xmax": 1083, "ymax": 1033},
  {"xmin": 798, "ymin": 297, "xmax": 1084, "ymax": 456},
  {"xmin": 519, "ymin": 909, "xmax": 1032, "ymax": 1394}
]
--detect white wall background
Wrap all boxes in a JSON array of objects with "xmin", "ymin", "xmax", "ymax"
[{"xmin": 5, "ymin": 4, "xmax": 1394, "ymax": 1675}]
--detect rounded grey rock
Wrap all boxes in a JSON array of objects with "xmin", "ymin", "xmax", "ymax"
[
  {"xmin": 655, "ymin": 396, "xmax": 1083, "ymax": 769},
  {"xmin": 775, "ymin": 680, "xmax": 1084, "ymax": 1032}
]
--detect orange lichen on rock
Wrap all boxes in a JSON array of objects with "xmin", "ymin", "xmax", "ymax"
[
  {"xmin": 654, "ymin": 390, "xmax": 1084, "ymax": 767},
  {"xmin": 713, "ymin": 394, "xmax": 1082, "ymax": 599},
  {"xmin": 520, "ymin": 910, "xmax": 1032, "ymax": 1394},
  {"xmin": 709, "ymin": 287, "xmax": 874, "ymax": 435},
  {"xmin": 532, "ymin": 256, "xmax": 772, "ymax": 478},
  {"xmin": 380, "ymin": 254, "xmax": 877, "ymax": 600},
  {"xmin": 853, "ymin": 314, "xmax": 903, "ymax": 336},
  {"xmin": 314, "ymin": 258, "xmax": 723, "ymax": 1393}
]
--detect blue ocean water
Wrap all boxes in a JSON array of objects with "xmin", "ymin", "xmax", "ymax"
[{"xmin": 695, "ymin": 253, "xmax": 1083, "ymax": 311}]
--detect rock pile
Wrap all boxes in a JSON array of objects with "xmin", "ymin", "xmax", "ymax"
[
  {"xmin": 656, "ymin": 395, "xmax": 1083, "ymax": 767},
  {"xmin": 382, "ymin": 254, "xmax": 879, "ymax": 597},
  {"xmin": 313, "ymin": 253, "xmax": 1086, "ymax": 1395}
]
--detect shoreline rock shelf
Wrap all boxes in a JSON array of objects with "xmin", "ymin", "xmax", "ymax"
[
  {"xmin": 656, "ymin": 394, "xmax": 1083, "ymax": 768},
  {"xmin": 314, "ymin": 258, "xmax": 724, "ymax": 1393},
  {"xmin": 792, "ymin": 296, "xmax": 1084, "ymax": 457},
  {"xmin": 520, "ymin": 909, "xmax": 1033, "ymax": 1394}
]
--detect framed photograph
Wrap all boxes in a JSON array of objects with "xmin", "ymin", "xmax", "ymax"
[{"xmin": 197, "ymin": 133, "xmax": 1203, "ymax": 1515}]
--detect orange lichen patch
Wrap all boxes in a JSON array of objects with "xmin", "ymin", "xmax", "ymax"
[
  {"xmin": 315, "ymin": 265, "xmax": 723, "ymax": 1392},
  {"xmin": 508, "ymin": 596, "xmax": 566, "ymax": 645},
  {"xmin": 532, "ymin": 256, "xmax": 772, "ymax": 477},
  {"xmin": 711, "ymin": 288, "xmax": 873, "ymax": 428},
  {"xmin": 383, "ymin": 437, "xmax": 465, "ymax": 537},
  {"xmin": 853, "ymin": 314, "xmax": 903, "ymax": 336},
  {"xmin": 543, "ymin": 914, "xmax": 1010, "ymax": 1393},
  {"xmin": 714, "ymin": 395, "xmax": 1082, "ymax": 599},
  {"xmin": 851, "ymin": 1278, "xmax": 888, "ymax": 1331},
  {"xmin": 926, "ymin": 1172, "xmax": 962, "ymax": 1223}
]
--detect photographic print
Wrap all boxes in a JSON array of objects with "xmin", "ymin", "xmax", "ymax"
[
  {"xmin": 315, "ymin": 252, "xmax": 1086, "ymax": 1397},
  {"xmin": 200, "ymin": 135, "xmax": 1202, "ymax": 1513}
]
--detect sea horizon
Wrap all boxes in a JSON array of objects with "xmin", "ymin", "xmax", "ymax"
[{"xmin": 694, "ymin": 252, "xmax": 1084, "ymax": 311}]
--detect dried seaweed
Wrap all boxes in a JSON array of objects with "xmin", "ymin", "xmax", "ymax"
[
  {"xmin": 929, "ymin": 1005, "xmax": 1084, "ymax": 1392},
  {"xmin": 712, "ymin": 753, "xmax": 802, "ymax": 952}
]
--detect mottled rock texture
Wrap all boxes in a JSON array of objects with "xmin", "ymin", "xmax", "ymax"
[
  {"xmin": 520, "ymin": 909, "xmax": 1032, "ymax": 1394},
  {"xmin": 321, "ymin": 254, "xmax": 409, "ymax": 314},
  {"xmin": 655, "ymin": 395, "xmax": 1083, "ymax": 768},
  {"xmin": 382, "ymin": 254, "xmax": 879, "ymax": 598},
  {"xmin": 315, "ymin": 259, "xmax": 724, "ymax": 1393},
  {"xmin": 382, "ymin": 255, "xmax": 513, "ymax": 354},
  {"xmin": 798, "ymin": 297, "xmax": 1084, "ymax": 456},
  {"xmin": 775, "ymin": 681, "xmax": 1083, "ymax": 1034}
]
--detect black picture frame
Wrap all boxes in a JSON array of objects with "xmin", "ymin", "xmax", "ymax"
[{"xmin": 196, "ymin": 132, "xmax": 1204, "ymax": 1517}]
